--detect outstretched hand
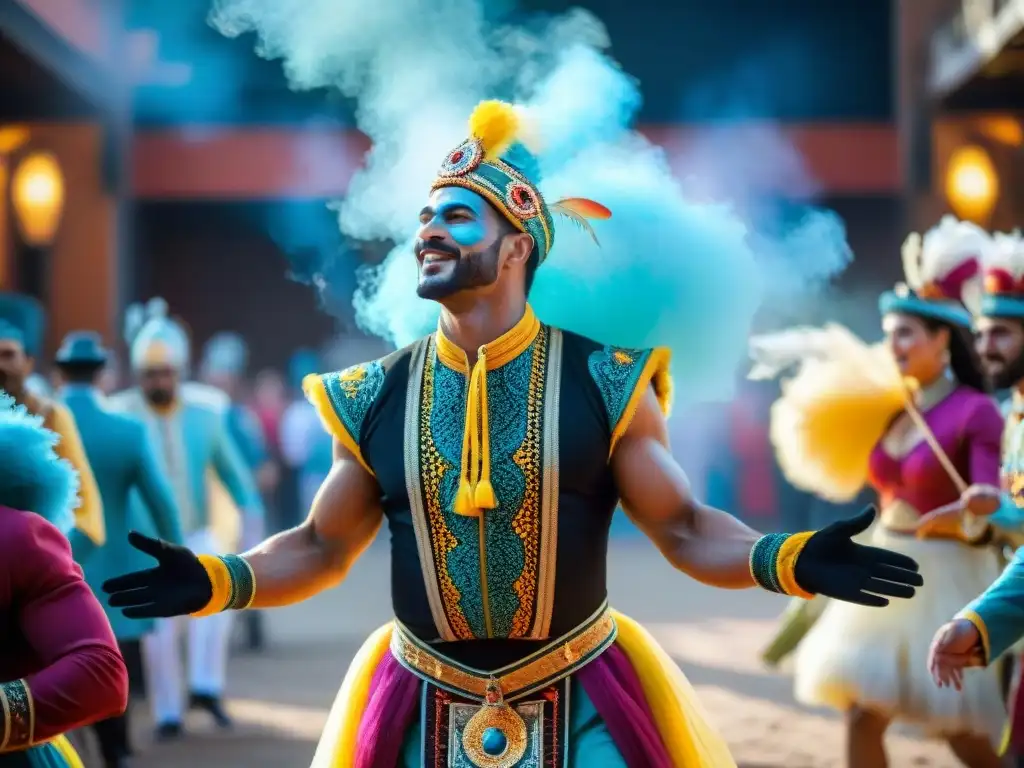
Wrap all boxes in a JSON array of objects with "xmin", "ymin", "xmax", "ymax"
[
  {"xmin": 794, "ymin": 506, "xmax": 923, "ymax": 607},
  {"xmin": 928, "ymin": 619, "xmax": 984, "ymax": 691},
  {"xmin": 102, "ymin": 531, "xmax": 213, "ymax": 619}
]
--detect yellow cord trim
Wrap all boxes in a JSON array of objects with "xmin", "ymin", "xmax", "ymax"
[
  {"xmin": 301, "ymin": 373, "xmax": 374, "ymax": 476},
  {"xmin": 958, "ymin": 608, "xmax": 992, "ymax": 665},
  {"xmin": 775, "ymin": 531, "xmax": 815, "ymax": 599},
  {"xmin": 191, "ymin": 554, "xmax": 232, "ymax": 618},
  {"xmin": 608, "ymin": 346, "xmax": 673, "ymax": 457},
  {"xmin": 435, "ymin": 306, "xmax": 540, "ymax": 517},
  {"xmin": 50, "ymin": 734, "xmax": 84, "ymax": 767}
]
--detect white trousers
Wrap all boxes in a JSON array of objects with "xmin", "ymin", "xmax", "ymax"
[{"xmin": 142, "ymin": 529, "xmax": 234, "ymax": 725}]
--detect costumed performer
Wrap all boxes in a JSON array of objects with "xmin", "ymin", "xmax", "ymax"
[
  {"xmin": 55, "ymin": 331, "xmax": 184, "ymax": 768},
  {"xmin": 929, "ymin": 229, "xmax": 1024, "ymax": 762},
  {"xmin": 0, "ymin": 391, "xmax": 128, "ymax": 767},
  {"xmin": 0, "ymin": 292, "xmax": 105, "ymax": 561},
  {"xmin": 103, "ymin": 100, "xmax": 922, "ymax": 767},
  {"xmin": 752, "ymin": 216, "xmax": 1007, "ymax": 767},
  {"xmin": 107, "ymin": 300, "xmax": 264, "ymax": 739}
]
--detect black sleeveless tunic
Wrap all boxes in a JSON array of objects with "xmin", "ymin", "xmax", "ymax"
[{"xmin": 308, "ymin": 315, "xmax": 669, "ymax": 669}]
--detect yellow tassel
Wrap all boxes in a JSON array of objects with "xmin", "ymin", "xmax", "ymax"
[
  {"xmin": 469, "ymin": 100, "xmax": 520, "ymax": 160},
  {"xmin": 454, "ymin": 480, "xmax": 479, "ymax": 517},
  {"xmin": 473, "ymin": 479, "xmax": 497, "ymax": 509}
]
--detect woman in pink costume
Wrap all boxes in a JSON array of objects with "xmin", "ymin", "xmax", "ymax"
[{"xmin": 753, "ymin": 216, "xmax": 1008, "ymax": 767}]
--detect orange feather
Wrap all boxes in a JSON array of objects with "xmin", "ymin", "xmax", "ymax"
[
  {"xmin": 552, "ymin": 197, "xmax": 612, "ymax": 219},
  {"xmin": 550, "ymin": 197, "xmax": 612, "ymax": 246}
]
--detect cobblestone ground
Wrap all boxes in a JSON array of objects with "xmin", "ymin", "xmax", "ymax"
[{"xmin": 73, "ymin": 542, "xmax": 969, "ymax": 767}]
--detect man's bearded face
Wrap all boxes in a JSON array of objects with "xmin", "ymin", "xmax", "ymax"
[
  {"xmin": 975, "ymin": 316, "xmax": 1024, "ymax": 390},
  {"xmin": 139, "ymin": 364, "xmax": 179, "ymax": 407},
  {"xmin": 414, "ymin": 187, "xmax": 508, "ymax": 301}
]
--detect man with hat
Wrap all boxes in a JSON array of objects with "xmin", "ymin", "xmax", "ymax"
[
  {"xmin": 107, "ymin": 299, "xmax": 263, "ymax": 740},
  {"xmin": 103, "ymin": 100, "xmax": 925, "ymax": 766},
  {"xmin": 55, "ymin": 331, "xmax": 184, "ymax": 768},
  {"xmin": 0, "ymin": 292, "xmax": 105, "ymax": 558},
  {"xmin": 929, "ymin": 230, "xmax": 1024, "ymax": 763},
  {"xmin": 199, "ymin": 331, "xmax": 274, "ymax": 651}
]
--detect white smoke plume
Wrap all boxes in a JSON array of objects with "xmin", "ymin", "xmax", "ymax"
[{"xmin": 210, "ymin": 0, "xmax": 853, "ymax": 403}]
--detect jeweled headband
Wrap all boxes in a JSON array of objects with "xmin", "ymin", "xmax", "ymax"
[{"xmin": 430, "ymin": 100, "xmax": 611, "ymax": 264}]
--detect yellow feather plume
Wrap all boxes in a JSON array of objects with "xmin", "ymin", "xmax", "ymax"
[
  {"xmin": 469, "ymin": 100, "xmax": 520, "ymax": 160},
  {"xmin": 750, "ymin": 325, "xmax": 907, "ymax": 502}
]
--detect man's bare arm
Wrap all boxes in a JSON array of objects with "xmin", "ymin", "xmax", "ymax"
[
  {"xmin": 241, "ymin": 440, "xmax": 383, "ymax": 608},
  {"xmin": 612, "ymin": 386, "xmax": 760, "ymax": 589}
]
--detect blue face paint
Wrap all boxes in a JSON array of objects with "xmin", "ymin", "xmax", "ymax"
[{"xmin": 423, "ymin": 187, "xmax": 490, "ymax": 249}]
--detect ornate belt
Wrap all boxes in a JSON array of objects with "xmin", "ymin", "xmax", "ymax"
[{"xmin": 392, "ymin": 602, "xmax": 617, "ymax": 767}]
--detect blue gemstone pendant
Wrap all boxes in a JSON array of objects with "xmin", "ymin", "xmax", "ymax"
[{"xmin": 461, "ymin": 680, "xmax": 528, "ymax": 767}]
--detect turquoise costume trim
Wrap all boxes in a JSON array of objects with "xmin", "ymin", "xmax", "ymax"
[
  {"xmin": 749, "ymin": 534, "xmax": 789, "ymax": 594},
  {"xmin": 878, "ymin": 290, "xmax": 972, "ymax": 327},
  {"xmin": 959, "ymin": 547, "xmax": 1024, "ymax": 663},
  {"xmin": 218, "ymin": 554, "xmax": 256, "ymax": 611},
  {"xmin": 981, "ymin": 294, "xmax": 1024, "ymax": 319},
  {"xmin": 587, "ymin": 346, "xmax": 656, "ymax": 432},
  {"xmin": 402, "ymin": 328, "xmax": 563, "ymax": 642},
  {"xmin": 429, "ymin": 344, "xmax": 536, "ymax": 639},
  {"xmin": 321, "ymin": 362, "xmax": 386, "ymax": 445}
]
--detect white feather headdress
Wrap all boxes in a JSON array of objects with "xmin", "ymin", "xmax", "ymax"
[
  {"xmin": 982, "ymin": 230, "xmax": 1024, "ymax": 291},
  {"xmin": 900, "ymin": 215, "xmax": 992, "ymax": 311}
]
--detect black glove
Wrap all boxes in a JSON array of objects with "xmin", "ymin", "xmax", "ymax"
[
  {"xmin": 102, "ymin": 531, "xmax": 213, "ymax": 619},
  {"xmin": 794, "ymin": 506, "xmax": 923, "ymax": 607}
]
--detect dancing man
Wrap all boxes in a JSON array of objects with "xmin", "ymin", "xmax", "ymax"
[{"xmin": 104, "ymin": 101, "xmax": 925, "ymax": 766}]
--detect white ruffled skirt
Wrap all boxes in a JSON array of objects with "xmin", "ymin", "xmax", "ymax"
[{"xmin": 794, "ymin": 525, "xmax": 1006, "ymax": 745}]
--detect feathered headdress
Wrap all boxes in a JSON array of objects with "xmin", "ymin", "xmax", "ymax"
[
  {"xmin": 979, "ymin": 230, "xmax": 1024, "ymax": 319},
  {"xmin": 879, "ymin": 215, "xmax": 991, "ymax": 326},
  {"xmin": 127, "ymin": 297, "xmax": 190, "ymax": 371},
  {"xmin": 431, "ymin": 100, "xmax": 611, "ymax": 261}
]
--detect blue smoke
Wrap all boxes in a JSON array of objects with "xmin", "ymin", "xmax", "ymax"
[{"xmin": 209, "ymin": 0, "xmax": 853, "ymax": 404}]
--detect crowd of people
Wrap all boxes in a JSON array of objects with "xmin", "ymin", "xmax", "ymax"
[{"xmin": 0, "ymin": 291, "xmax": 337, "ymax": 768}]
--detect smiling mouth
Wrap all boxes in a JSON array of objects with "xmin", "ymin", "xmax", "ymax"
[{"xmin": 419, "ymin": 249, "xmax": 457, "ymax": 265}]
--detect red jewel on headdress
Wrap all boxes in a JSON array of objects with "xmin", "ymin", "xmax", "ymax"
[
  {"xmin": 505, "ymin": 181, "xmax": 539, "ymax": 219},
  {"xmin": 437, "ymin": 139, "xmax": 482, "ymax": 178}
]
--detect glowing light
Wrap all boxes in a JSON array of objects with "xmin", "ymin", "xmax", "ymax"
[
  {"xmin": 945, "ymin": 144, "xmax": 998, "ymax": 223},
  {"xmin": 11, "ymin": 152, "xmax": 64, "ymax": 247}
]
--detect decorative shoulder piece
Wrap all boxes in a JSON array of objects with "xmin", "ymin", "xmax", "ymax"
[
  {"xmin": 749, "ymin": 532, "xmax": 815, "ymax": 600},
  {"xmin": 0, "ymin": 678, "xmax": 34, "ymax": 751},
  {"xmin": 192, "ymin": 554, "xmax": 256, "ymax": 617},
  {"xmin": 587, "ymin": 345, "xmax": 672, "ymax": 456},
  {"xmin": 303, "ymin": 359, "xmax": 387, "ymax": 474}
]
